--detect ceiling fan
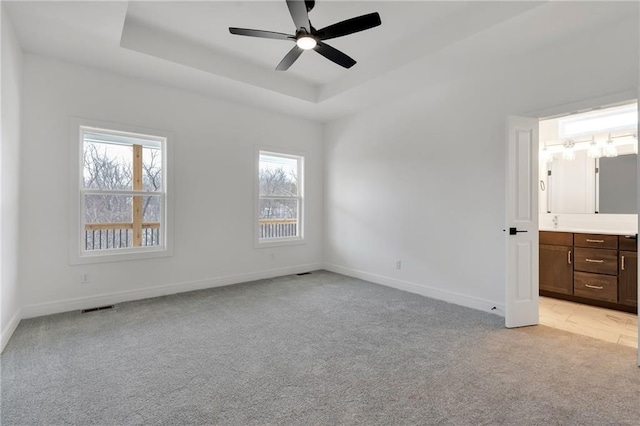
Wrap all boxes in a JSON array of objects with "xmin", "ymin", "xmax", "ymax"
[{"xmin": 229, "ymin": 0, "xmax": 381, "ymax": 71}]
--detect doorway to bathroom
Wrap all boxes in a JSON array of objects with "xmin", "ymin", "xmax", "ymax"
[
  {"xmin": 505, "ymin": 92, "xmax": 639, "ymax": 365},
  {"xmin": 537, "ymin": 100, "xmax": 638, "ymax": 350}
]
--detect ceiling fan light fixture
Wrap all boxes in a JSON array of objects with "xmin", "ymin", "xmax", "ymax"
[
  {"xmin": 229, "ymin": 1, "xmax": 382, "ymax": 70},
  {"xmin": 296, "ymin": 36, "xmax": 317, "ymax": 50}
]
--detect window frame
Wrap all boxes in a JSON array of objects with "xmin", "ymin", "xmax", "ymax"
[
  {"xmin": 69, "ymin": 117, "xmax": 173, "ymax": 264},
  {"xmin": 254, "ymin": 147, "xmax": 305, "ymax": 248}
]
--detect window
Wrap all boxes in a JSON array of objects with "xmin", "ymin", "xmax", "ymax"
[
  {"xmin": 559, "ymin": 103, "xmax": 638, "ymax": 137},
  {"xmin": 76, "ymin": 125, "xmax": 169, "ymax": 260},
  {"xmin": 256, "ymin": 150, "xmax": 304, "ymax": 245}
]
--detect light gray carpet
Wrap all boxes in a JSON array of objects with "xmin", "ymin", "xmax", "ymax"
[{"xmin": 1, "ymin": 270, "xmax": 639, "ymax": 425}]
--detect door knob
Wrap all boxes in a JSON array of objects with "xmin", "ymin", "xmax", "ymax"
[{"xmin": 509, "ymin": 227, "xmax": 528, "ymax": 235}]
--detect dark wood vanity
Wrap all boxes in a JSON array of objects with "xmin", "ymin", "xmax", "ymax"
[{"xmin": 540, "ymin": 231, "xmax": 637, "ymax": 313}]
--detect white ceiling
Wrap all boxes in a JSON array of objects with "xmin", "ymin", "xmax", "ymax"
[{"xmin": 5, "ymin": 1, "xmax": 639, "ymax": 122}]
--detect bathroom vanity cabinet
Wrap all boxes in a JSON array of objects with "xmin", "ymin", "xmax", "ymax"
[
  {"xmin": 539, "ymin": 232, "xmax": 573, "ymax": 295},
  {"xmin": 539, "ymin": 231, "xmax": 637, "ymax": 313}
]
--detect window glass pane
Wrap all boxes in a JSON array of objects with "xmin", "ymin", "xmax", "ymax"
[
  {"xmin": 143, "ymin": 147, "xmax": 163, "ymax": 192},
  {"xmin": 83, "ymin": 195, "xmax": 163, "ymax": 251},
  {"xmin": 259, "ymin": 154, "xmax": 298, "ymax": 196},
  {"xmin": 142, "ymin": 195, "xmax": 162, "ymax": 222},
  {"xmin": 84, "ymin": 194, "xmax": 132, "ymax": 251},
  {"xmin": 259, "ymin": 198, "xmax": 298, "ymax": 239},
  {"xmin": 84, "ymin": 194, "xmax": 132, "ymax": 224},
  {"xmin": 259, "ymin": 198, "xmax": 298, "ymax": 220},
  {"xmin": 83, "ymin": 141, "xmax": 133, "ymax": 190}
]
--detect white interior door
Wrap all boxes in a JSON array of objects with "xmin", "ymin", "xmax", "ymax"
[{"xmin": 506, "ymin": 116, "xmax": 539, "ymax": 328}]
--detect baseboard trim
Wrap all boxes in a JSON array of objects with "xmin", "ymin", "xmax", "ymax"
[
  {"xmin": 22, "ymin": 263, "xmax": 323, "ymax": 319},
  {"xmin": 323, "ymin": 263, "xmax": 504, "ymax": 316},
  {"xmin": 1, "ymin": 307, "xmax": 22, "ymax": 353}
]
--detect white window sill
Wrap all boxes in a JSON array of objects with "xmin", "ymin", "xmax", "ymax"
[
  {"xmin": 254, "ymin": 238, "xmax": 306, "ymax": 249},
  {"xmin": 70, "ymin": 246, "xmax": 173, "ymax": 265}
]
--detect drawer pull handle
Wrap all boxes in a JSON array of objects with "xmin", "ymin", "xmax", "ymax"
[
  {"xmin": 585, "ymin": 259, "xmax": 604, "ymax": 263},
  {"xmin": 586, "ymin": 239, "xmax": 605, "ymax": 243},
  {"xmin": 568, "ymin": 251, "xmax": 571, "ymax": 264},
  {"xmin": 585, "ymin": 284, "xmax": 604, "ymax": 290},
  {"xmin": 621, "ymin": 255, "xmax": 625, "ymax": 271}
]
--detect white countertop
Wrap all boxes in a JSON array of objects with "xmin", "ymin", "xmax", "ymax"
[{"xmin": 539, "ymin": 227, "xmax": 637, "ymax": 236}]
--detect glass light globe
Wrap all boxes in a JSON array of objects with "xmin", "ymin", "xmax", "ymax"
[
  {"xmin": 562, "ymin": 139, "xmax": 576, "ymax": 161},
  {"xmin": 587, "ymin": 142, "xmax": 601, "ymax": 159},
  {"xmin": 603, "ymin": 138, "xmax": 618, "ymax": 158},
  {"xmin": 296, "ymin": 36, "xmax": 317, "ymax": 50}
]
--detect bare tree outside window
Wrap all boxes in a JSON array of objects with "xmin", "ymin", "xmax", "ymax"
[{"xmin": 83, "ymin": 142, "xmax": 133, "ymax": 224}]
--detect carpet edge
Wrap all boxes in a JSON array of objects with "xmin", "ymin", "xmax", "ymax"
[
  {"xmin": 323, "ymin": 262, "xmax": 504, "ymax": 317},
  {"xmin": 20, "ymin": 263, "xmax": 323, "ymax": 320},
  {"xmin": 1, "ymin": 307, "xmax": 22, "ymax": 353}
]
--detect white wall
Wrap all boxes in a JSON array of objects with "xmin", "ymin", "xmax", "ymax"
[
  {"xmin": 324, "ymin": 14, "xmax": 639, "ymax": 313},
  {"xmin": 1, "ymin": 7, "xmax": 24, "ymax": 350},
  {"xmin": 19, "ymin": 54, "xmax": 323, "ymax": 317}
]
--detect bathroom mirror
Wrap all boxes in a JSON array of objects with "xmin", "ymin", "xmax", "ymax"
[
  {"xmin": 541, "ymin": 152, "xmax": 637, "ymax": 214},
  {"xmin": 599, "ymin": 154, "xmax": 637, "ymax": 213},
  {"xmin": 538, "ymin": 101, "xmax": 638, "ymax": 215}
]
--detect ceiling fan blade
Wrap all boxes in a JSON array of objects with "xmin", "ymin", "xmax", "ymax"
[
  {"xmin": 314, "ymin": 41, "xmax": 356, "ymax": 69},
  {"xmin": 229, "ymin": 28, "xmax": 295, "ymax": 41},
  {"xmin": 276, "ymin": 46, "xmax": 304, "ymax": 71},
  {"xmin": 316, "ymin": 12, "xmax": 381, "ymax": 41},
  {"xmin": 286, "ymin": 0, "xmax": 311, "ymax": 32}
]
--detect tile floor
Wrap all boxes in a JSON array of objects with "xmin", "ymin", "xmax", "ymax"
[{"xmin": 539, "ymin": 296, "xmax": 638, "ymax": 348}]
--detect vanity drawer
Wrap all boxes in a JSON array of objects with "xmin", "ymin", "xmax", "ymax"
[
  {"xmin": 574, "ymin": 233, "xmax": 618, "ymax": 250},
  {"xmin": 574, "ymin": 272, "xmax": 617, "ymax": 303},
  {"xmin": 539, "ymin": 231, "xmax": 573, "ymax": 246},
  {"xmin": 619, "ymin": 235, "xmax": 638, "ymax": 252},
  {"xmin": 573, "ymin": 248, "xmax": 618, "ymax": 275}
]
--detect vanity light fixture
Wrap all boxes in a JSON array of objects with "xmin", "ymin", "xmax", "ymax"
[
  {"xmin": 562, "ymin": 139, "xmax": 576, "ymax": 161},
  {"xmin": 540, "ymin": 131, "xmax": 637, "ymax": 157},
  {"xmin": 587, "ymin": 136, "xmax": 601, "ymax": 159},
  {"xmin": 603, "ymin": 133, "xmax": 618, "ymax": 157}
]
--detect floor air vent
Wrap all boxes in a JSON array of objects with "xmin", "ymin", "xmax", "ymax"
[
  {"xmin": 296, "ymin": 272, "xmax": 312, "ymax": 276},
  {"xmin": 81, "ymin": 305, "xmax": 114, "ymax": 314}
]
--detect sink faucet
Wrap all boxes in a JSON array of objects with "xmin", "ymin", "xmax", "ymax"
[{"xmin": 552, "ymin": 215, "xmax": 559, "ymax": 228}]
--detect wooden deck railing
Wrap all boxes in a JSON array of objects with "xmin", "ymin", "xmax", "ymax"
[
  {"xmin": 259, "ymin": 219, "xmax": 298, "ymax": 239},
  {"xmin": 86, "ymin": 219, "xmax": 298, "ymax": 250},
  {"xmin": 85, "ymin": 222, "xmax": 160, "ymax": 250}
]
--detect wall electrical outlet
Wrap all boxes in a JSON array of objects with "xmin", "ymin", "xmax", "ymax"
[
  {"xmin": 395, "ymin": 260, "xmax": 402, "ymax": 270},
  {"xmin": 80, "ymin": 273, "xmax": 90, "ymax": 284}
]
